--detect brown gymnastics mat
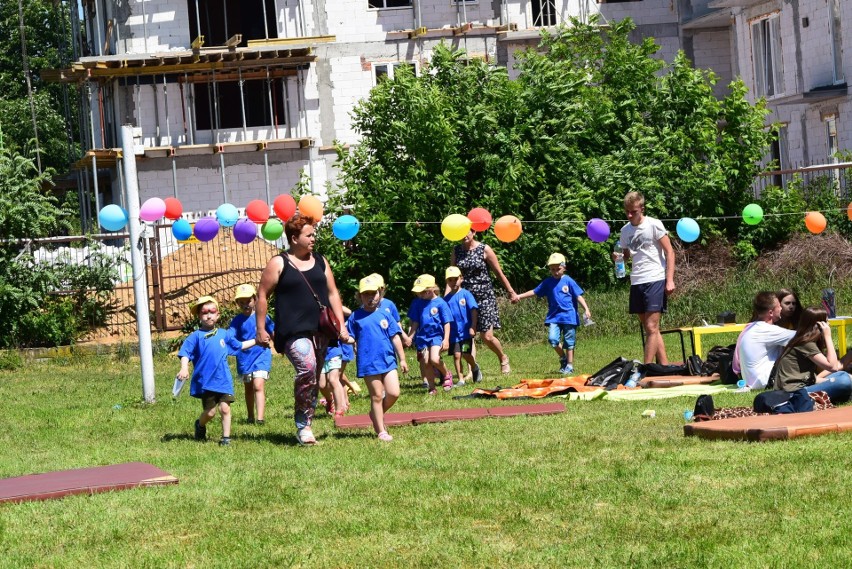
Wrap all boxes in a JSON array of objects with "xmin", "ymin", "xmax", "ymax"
[
  {"xmin": 334, "ymin": 402, "xmax": 566, "ymax": 429},
  {"xmin": 641, "ymin": 374, "xmax": 719, "ymax": 388},
  {"xmin": 0, "ymin": 462, "xmax": 178, "ymax": 504},
  {"xmin": 684, "ymin": 406, "xmax": 852, "ymax": 442}
]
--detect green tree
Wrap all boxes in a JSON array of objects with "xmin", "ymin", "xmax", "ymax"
[{"xmin": 326, "ymin": 17, "xmax": 773, "ymax": 300}]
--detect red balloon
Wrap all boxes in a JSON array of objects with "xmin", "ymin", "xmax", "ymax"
[
  {"xmin": 468, "ymin": 207, "xmax": 492, "ymax": 232},
  {"xmin": 246, "ymin": 200, "xmax": 270, "ymax": 224},
  {"xmin": 273, "ymin": 194, "xmax": 297, "ymax": 221},
  {"xmin": 163, "ymin": 197, "xmax": 183, "ymax": 220}
]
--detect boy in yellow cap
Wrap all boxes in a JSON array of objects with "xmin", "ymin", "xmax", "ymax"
[
  {"xmin": 408, "ymin": 274, "xmax": 454, "ymax": 393},
  {"xmin": 514, "ymin": 253, "xmax": 591, "ymax": 375},
  {"xmin": 177, "ymin": 295, "xmax": 257, "ymax": 445},
  {"xmin": 444, "ymin": 266, "xmax": 483, "ymax": 385},
  {"xmin": 229, "ymin": 284, "xmax": 275, "ymax": 425}
]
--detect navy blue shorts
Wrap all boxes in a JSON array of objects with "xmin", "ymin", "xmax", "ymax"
[{"xmin": 629, "ymin": 280, "xmax": 667, "ymax": 314}]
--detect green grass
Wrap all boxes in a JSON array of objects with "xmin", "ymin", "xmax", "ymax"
[{"xmin": 2, "ymin": 337, "xmax": 852, "ymax": 568}]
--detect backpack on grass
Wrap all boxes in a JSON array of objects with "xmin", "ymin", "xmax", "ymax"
[{"xmin": 587, "ymin": 357, "xmax": 637, "ymax": 390}]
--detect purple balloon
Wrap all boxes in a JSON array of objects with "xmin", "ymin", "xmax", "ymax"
[
  {"xmin": 233, "ymin": 218, "xmax": 257, "ymax": 244},
  {"xmin": 194, "ymin": 217, "xmax": 220, "ymax": 242},
  {"xmin": 586, "ymin": 218, "xmax": 611, "ymax": 243}
]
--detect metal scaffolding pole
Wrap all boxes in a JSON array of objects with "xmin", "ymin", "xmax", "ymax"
[
  {"xmin": 120, "ymin": 125, "xmax": 156, "ymax": 404},
  {"xmin": 172, "ymin": 157, "xmax": 179, "ymax": 199},
  {"xmin": 93, "ymin": 0, "xmax": 103, "ymax": 55},
  {"xmin": 91, "ymin": 154, "xmax": 101, "ymax": 217},
  {"xmin": 163, "ymin": 74, "xmax": 171, "ymax": 144},
  {"xmin": 220, "ymin": 153, "xmax": 228, "ymax": 203},
  {"xmin": 263, "ymin": 148, "xmax": 271, "ymax": 203},
  {"xmin": 262, "ymin": 0, "xmax": 269, "ymax": 40},
  {"xmin": 238, "ymin": 68, "xmax": 248, "ymax": 139}
]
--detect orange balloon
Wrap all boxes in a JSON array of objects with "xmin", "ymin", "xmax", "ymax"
[
  {"xmin": 298, "ymin": 195, "xmax": 324, "ymax": 221},
  {"xmin": 805, "ymin": 211, "xmax": 827, "ymax": 234},
  {"xmin": 494, "ymin": 215, "xmax": 523, "ymax": 243},
  {"xmin": 847, "ymin": 202, "xmax": 852, "ymax": 222}
]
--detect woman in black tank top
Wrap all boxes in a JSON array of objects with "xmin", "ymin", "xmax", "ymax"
[{"xmin": 255, "ymin": 214, "xmax": 350, "ymax": 445}]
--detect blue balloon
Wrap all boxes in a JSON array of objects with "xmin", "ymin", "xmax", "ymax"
[
  {"xmin": 216, "ymin": 203, "xmax": 239, "ymax": 227},
  {"xmin": 98, "ymin": 204, "xmax": 128, "ymax": 231},
  {"xmin": 676, "ymin": 217, "xmax": 700, "ymax": 243},
  {"xmin": 332, "ymin": 215, "xmax": 360, "ymax": 240},
  {"xmin": 172, "ymin": 218, "xmax": 193, "ymax": 241}
]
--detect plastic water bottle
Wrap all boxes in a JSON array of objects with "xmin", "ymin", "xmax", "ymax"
[
  {"xmin": 583, "ymin": 314, "xmax": 595, "ymax": 327},
  {"xmin": 613, "ymin": 244, "xmax": 626, "ymax": 279},
  {"xmin": 624, "ymin": 368, "xmax": 641, "ymax": 388}
]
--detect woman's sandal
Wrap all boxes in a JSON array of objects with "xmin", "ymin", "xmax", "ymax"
[{"xmin": 500, "ymin": 357, "xmax": 511, "ymax": 375}]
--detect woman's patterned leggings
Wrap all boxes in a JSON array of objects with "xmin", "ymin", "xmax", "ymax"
[{"xmin": 282, "ymin": 335, "xmax": 328, "ymax": 430}]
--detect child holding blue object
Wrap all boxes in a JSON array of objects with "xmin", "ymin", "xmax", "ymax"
[
  {"xmin": 229, "ymin": 284, "xmax": 274, "ymax": 425},
  {"xmin": 178, "ymin": 295, "xmax": 256, "ymax": 445},
  {"xmin": 514, "ymin": 253, "xmax": 591, "ymax": 375},
  {"xmin": 347, "ymin": 275, "xmax": 408, "ymax": 441},
  {"xmin": 444, "ymin": 266, "xmax": 482, "ymax": 385},
  {"xmin": 408, "ymin": 274, "xmax": 454, "ymax": 393}
]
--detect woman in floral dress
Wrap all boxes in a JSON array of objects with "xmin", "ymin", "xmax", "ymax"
[{"xmin": 451, "ymin": 229, "xmax": 518, "ymax": 374}]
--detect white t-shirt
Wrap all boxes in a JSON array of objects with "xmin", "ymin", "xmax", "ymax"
[
  {"xmin": 737, "ymin": 321, "xmax": 795, "ymax": 389},
  {"xmin": 619, "ymin": 217, "xmax": 668, "ymax": 285}
]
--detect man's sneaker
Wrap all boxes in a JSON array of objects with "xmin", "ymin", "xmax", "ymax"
[
  {"xmin": 194, "ymin": 419, "xmax": 206, "ymax": 441},
  {"xmin": 296, "ymin": 427, "xmax": 316, "ymax": 446},
  {"xmin": 219, "ymin": 437, "xmax": 231, "ymax": 446},
  {"xmin": 472, "ymin": 366, "xmax": 483, "ymax": 383}
]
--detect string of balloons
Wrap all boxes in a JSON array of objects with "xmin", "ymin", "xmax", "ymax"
[{"xmin": 98, "ymin": 197, "xmax": 852, "ymax": 245}]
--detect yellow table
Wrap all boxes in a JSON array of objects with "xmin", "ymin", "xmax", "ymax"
[{"xmin": 689, "ymin": 317, "xmax": 852, "ymax": 358}]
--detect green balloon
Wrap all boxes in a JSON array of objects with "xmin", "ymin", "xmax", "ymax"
[
  {"xmin": 742, "ymin": 203, "xmax": 764, "ymax": 225},
  {"xmin": 261, "ymin": 219, "xmax": 284, "ymax": 240}
]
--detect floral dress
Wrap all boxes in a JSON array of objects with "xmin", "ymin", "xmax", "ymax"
[{"xmin": 454, "ymin": 243, "xmax": 500, "ymax": 331}]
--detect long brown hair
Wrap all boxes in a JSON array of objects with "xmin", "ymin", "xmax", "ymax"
[
  {"xmin": 776, "ymin": 288, "xmax": 803, "ymax": 329},
  {"xmin": 783, "ymin": 306, "xmax": 828, "ymax": 354}
]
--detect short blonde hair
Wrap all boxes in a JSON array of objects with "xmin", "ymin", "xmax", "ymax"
[{"xmin": 624, "ymin": 191, "xmax": 645, "ymax": 210}]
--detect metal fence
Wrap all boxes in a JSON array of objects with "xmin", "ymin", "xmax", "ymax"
[{"xmin": 752, "ymin": 160, "xmax": 852, "ymax": 199}]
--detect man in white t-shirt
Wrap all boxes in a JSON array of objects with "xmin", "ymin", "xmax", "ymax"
[
  {"xmin": 618, "ymin": 192, "xmax": 676, "ymax": 364},
  {"xmin": 735, "ymin": 291, "xmax": 795, "ymax": 389}
]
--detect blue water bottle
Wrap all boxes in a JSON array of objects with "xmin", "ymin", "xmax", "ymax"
[
  {"xmin": 624, "ymin": 367, "xmax": 641, "ymax": 388},
  {"xmin": 614, "ymin": 243, "xmax": 626, "ymax": 279}
]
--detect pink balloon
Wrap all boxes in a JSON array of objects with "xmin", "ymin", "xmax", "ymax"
[{"xmin": 139, "ymin": 197, "xmax": 167, "ymax": 222}]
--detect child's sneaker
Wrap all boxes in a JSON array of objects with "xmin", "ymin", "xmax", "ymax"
[
  {"xmin": 194, "ymin": 419, "xmax": 206, "ymax": 441},
  {"xmin": 560, "ymin": 363, "xmax": 574, "ymax": 375},
  {"xmin": 472, "ymin": 366, "xmax": 483, "ymax": 383},
  {"xmin": 442, "ymin": 378, "xmax": 453, "ymax": 391},
  {"xmin": 219, "ymin": 437, "xmax": 231, "ymax": 446},
  {"xmin": 428, "ymin": 388, "xmax": 437, "ymax": 396},
  {"xmin": 256, "ymin": 420, "xmax": 265, "ymax": 426},
  {"xmin": 456, "ymin": 378, "xmax": 466, "ymax": 387},
  {"xmin": 377, "ymin": 431, "xmax": 393, "ymax": 442},
  {"xmin": 559, "ymin": 356, "xmax": 568, "ymax": 372}
]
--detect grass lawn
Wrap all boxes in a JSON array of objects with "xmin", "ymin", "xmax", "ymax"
[{"xmin": 2, "ymin": 334, "xmax": 852, "ymax": 567}]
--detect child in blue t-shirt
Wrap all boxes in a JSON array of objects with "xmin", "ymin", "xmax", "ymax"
[
  {"xmin": 407, "ymin": 274, "xmax": 453, "ymax": 393},
  {"xmin": 319, "ymin": 340, "xmax": 349, "ymax": 417},
  {"xmin": 346, "ymin": 274, "xmax": 408, "ymax": 441},
  {"xmin": 514, "ymin": 253, "xmax": 591, "ymax": 375},
  {"xmin": 229, "ymin": 284, "xmax": 274, "ymax": 426},
  {"xmin": 443, "ymin": 266, "xmax": 483, "ymax": 385},
  {"xmin": 178, "ymin": 295, "xmax": 256, "ymax": 445}
]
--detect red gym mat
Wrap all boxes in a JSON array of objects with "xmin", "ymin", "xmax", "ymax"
[
  {"xmin": 684, "ymin": 406, "xmax": 852, "ymax": 442},
  {"xmin": 0, "ymin": 462, "xmax": 178, "ymax": 504},
  {"xmin": 641, "ymin": 374, "xmax": 719, "ymax": 388},
  {"xmin": 334, "ymin": 402, "xmax": 565, "ymax": 429}
]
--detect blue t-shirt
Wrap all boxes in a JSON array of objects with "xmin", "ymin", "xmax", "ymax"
[
  {"xmin": 325, "ymin": 341, "xmax": 343, "ymax": 362},
  {"xmin": 533, "ymin": 275, "xmax": 585, "ymax": 325},
  {"xmin": 379, "ymin": 298, "xmax": 402, "ymax": 323},
  {"xmin": 228, "ymin": 312, "xmax": 275, "ymax": 375},
  {"xmin": 178, "ymin": 328, "xmax": 244, "ymax": 397},
  {"xmin": 408, "ymin": 297, "xmax": 453, "ymax": 348},
  {"xmin": 347, "ymin": 308, "xmax": 402, "ymax": 377},
  {"xmin": 443, "ymin": 288, "xmax": 479, "ymax": 342},
  {"xmin": 340, "ymin": 341, "xmax": 355, "ymax": 362}
]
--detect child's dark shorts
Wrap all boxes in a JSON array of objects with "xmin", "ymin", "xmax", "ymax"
[
  {"xmin": 449, "ymin": 339, "xmax": 473, "ymax": 355},
  {"xmin": 201, "ymin": 390, "xmax": 236, "ymax": 410}
]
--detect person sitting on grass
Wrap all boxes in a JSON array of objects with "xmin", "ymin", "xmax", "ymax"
[
  {"xmin": 443, "ymin": 266, "xmax": 482, "ymax": 385},
  {"xmin": 228, "ymin": 284, "xmax": 274, "ymax": 426},
  {"xmin": 772, "ymin": 306, "xmax": 852, "ymax": 405},
  {"xmin": 513, "ymin": 253, "xmax": 591, "ymax": 375},
  {"xmin": 178, "ymin": 295, "xmax": 256, "ymax": 446},
  {"xmin": 407, "ymin": 274, "xmax": 454, "ymax": 393},
  {"xmin": 346, "ymin": 275, "xmax": 408, "ymax": 441},
  {"xmin": 776, "ymin": 288, "xmax": 803, "ymax": 330},
  {"xmin": 734, "ymin": 291, "xmax": 795, "ymax": 390}
]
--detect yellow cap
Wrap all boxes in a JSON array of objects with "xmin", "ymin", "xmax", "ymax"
[
  {"xmin": 547, "ymin": 253, "xmax": 566, "ymax": 266},
  {"xmin": 191, "ymin": 295, "xmax": 219, "ymax": 316},
  {"xmin": 411, "ymin": 274, "xmax": 436, "ymax": 293},
  {"xmin": 367, "ymin": 273, "xmax": 386, "ymax": 289},
  {"xmin": 234, "ymin": 284, "xmax": 257, "ymax": 300},
  {"xmin": 445, "ymin": 266, "xmax": 462, "ymax": 279},
  {"xmin": 359, "ymin": 275, "xmax": 381, "ymax": 293}
]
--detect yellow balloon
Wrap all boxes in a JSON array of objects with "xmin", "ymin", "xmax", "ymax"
[{"xmin": 441, "ymin": 214, "xmax": 472, "ymax": 241}]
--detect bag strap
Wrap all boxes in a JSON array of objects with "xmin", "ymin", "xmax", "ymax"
[{"xmin": 286, "ymin": 254, "xmax": 324, "ymax": 309}]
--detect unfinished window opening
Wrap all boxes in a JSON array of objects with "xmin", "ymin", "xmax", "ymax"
[
  {"xmin": 368, "ymin": 0, "xmax": 412, "ymax": 9},
  {"xmin": 826, "ymin": 114, "xmax": 839, "ymax": 162},
  {"xmin": 769, "ymin": 125, "xmax": 788, "ymax": 188},
  {"xmin": 187, "ymin": 0, "xmax": 277, "ymax": 46},
  {"xmin": 751, "ymin": 13, "xmax": 784, "ymax": 98},
  {"xmin": 373, "ymin": 61, "xmax": 418, "ymax": 85},
  {"xmin": 532, "ymin": 0, "xmax": 557, "ymax": 27},
  {"xmin": 193, "ymin": 77, "xmax": 287, "ymax": 131},
  {"xmin": 830, "ymin": 0, "xmax": 844, "ymax": 84}
]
